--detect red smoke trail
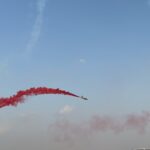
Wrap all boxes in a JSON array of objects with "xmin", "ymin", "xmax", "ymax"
[
  {"xmin": 48, "ymin": 111, "xmax": 150, "ymax": 143},
  {"xmin": 89, "ymin": 111, "xmax": 150, "ymax": 133},
  {"xmin": 0, "ymin": 87, "xmax": 80, "ymax": 108}
]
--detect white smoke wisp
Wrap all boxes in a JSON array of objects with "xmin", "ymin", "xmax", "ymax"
[
  {"xmin": 59, "ymin": 105, "xmax": 73, "ymax": 115},
  {"xmin": 26, "ymin": 0, "xmax": 47, "ymax": 54}
]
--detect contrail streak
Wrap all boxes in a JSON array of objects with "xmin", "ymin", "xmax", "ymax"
[{"xmin": 26, "ymin": 0, "xmax": 46, "ymax": 54}]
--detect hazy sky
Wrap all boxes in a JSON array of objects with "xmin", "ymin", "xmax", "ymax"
[{"xmin": 0, "ymin": 0, "xmax": 150, "ymax": 149}]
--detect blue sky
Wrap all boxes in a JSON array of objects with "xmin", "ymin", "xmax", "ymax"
[{"xmin": 0, "ymin": 0, "xmax": 150, "ymax": 149}]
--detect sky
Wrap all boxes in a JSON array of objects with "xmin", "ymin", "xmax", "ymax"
[{"xmin": 0, "ymin": 0, "xmax": 150, "ymax": 149}]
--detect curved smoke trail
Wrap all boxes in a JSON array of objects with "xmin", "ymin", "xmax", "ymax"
[{"xmin": 0, "ymin": 87, "xmax": 81, "ymax": 108}]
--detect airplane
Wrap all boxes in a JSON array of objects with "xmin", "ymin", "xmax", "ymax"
[{"xmin": 80, "ymin": 96, "xmax": 88, "ymax": 100}]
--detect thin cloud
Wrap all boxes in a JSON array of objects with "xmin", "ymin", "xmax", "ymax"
[
  {"xmin": 79, "ymin": 58, "xmax": 86, "ymax": 64},
  {"xmin": 0, "ymin": 124, "xmax": 11, "ymax": 136},
  {"xmin": 59, "ymin": 105, "xmax": 73, "ymax": 115},
  {"xmin": 26, "ymin": 0, "xmax": 47, "ymax": 54},
  {"xmin": 0, "ymin": 61, "xmax": 8, "ymax": 74}
]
